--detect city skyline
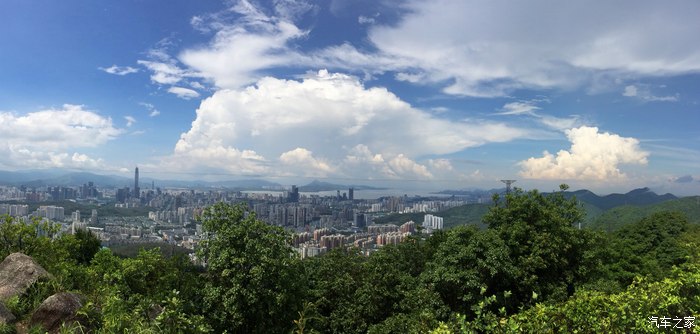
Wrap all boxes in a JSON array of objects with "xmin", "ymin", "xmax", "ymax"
[{"xmin": 1, "ymin": 1, "xmax": 699, "ymax": 195}]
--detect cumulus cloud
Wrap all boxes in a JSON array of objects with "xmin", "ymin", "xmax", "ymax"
[
  {"xmin": 99, "ymin": 65, "xmax": 139, "ymax": 75},
  {"xmin": 161, "ymin": 70, "xmax": 531, "ymax": 179},
  {"xmin": 519, "ymin": 126, "xmax": 649, "ymax": 180},
  {"xmin": 279, "ymin": 147, "xmax": 333, "ymax": 177},
  {"xmin": 0, "ymin": 104, "xmax": 121, "ymax": 149},
  {"xmin": 0, "ymin": 105, "xmax": 120, "ymax": 169},
  {"xmin": 167, "ymin": 86, "xmax": 201, "ymax": 99}
]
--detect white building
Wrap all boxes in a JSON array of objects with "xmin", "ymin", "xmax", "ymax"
[{"xmin": 422, "ymin": 214, "xmax": 444, "ymax": 231}]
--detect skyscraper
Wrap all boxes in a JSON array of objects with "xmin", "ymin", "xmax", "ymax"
[
  {"xmin": 134, "ymin": 167, "xmax": 140, "ymax": 199},
  {"xmin": 288, "ymin": 185, "xmax": 299, "ymax": 203},
  {"xmin": 349, "ymin": 187, "xmax": 354, "ymax": 201}
]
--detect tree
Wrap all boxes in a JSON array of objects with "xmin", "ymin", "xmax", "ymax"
[
  {"xmin": 482, "ymin": 186, "xmax": 601, "ymax": 306},
  {"xmin": 423, "ymin": 226, "xmax": 515, "ymax": 316},
  {"xmin": 197, "ymin": 202, "xmax": 305, "ymax": 333}
]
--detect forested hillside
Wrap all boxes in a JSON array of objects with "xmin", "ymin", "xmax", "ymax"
[
  {"xmin": 0, "ymin": 186, "xmax": 698, "ymax": 333},
  {"xmin": 589, "ymin": 196, "xmax": 700, "ymax": 231}
]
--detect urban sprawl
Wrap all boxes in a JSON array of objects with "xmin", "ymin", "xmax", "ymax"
[{"xmin": 0, "ymin": 168, "xmax": 491, "ymax": 260}]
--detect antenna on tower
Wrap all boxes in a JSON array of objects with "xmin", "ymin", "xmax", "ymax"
[
  {"xmin": 501, "ymin": 180, "xmax": 516, "ymax": 195},
  {"xmin": 500, "ymin": 180, "xmax": 516, "ymax": 207}
]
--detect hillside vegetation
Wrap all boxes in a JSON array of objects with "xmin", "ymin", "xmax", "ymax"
[{"xmin": 589, "ymin": 196, "xmax": 700, "ymax": 231}]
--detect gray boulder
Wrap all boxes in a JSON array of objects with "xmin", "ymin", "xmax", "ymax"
[
  {"xmin": 0, "ymin": 302, "xmax": 15, "ymax": 325},
  {"xmin": 0, "ymin": 252, "xmax": 52, "ymax": 302},
  {"xmin": 30, "ymin": 292, "xmax": 85, "ymax": 333}
]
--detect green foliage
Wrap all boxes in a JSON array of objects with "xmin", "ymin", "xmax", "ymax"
[
  {"xmin": 0, "ymin": 323, "xmax": 15, "ymax": 334},
  {"xmin": 601, "ymin": 211, "xmax": 690, "ymax": 289},
  {"xmin": 424, "ymin": 226, "xmax": 515, "ymax": 315},
  {"xmin": 446, "ymin": 257, "xmax": 700, "ymax": 333},
  {"xmin": 303, "ymin": 248, "xmax": 368, "ymax": 333},
  {"xmin": 482, "ymin": 188, "xmax": 601, "ymax": 306},
  {"xmin": 5, "ymin": 278, "xmax": 62, "ymax": 321},
  {"xmin": 152, "ymin": 290, "xmax": 212, "ymax": 333},
  {"xmin": 0, "ymin": 215, "xmax": 59, "ymax": 260},
  {"xmin": 197, "ymin": 202, "xmax": 305, "ymax": 333},
  {"xmin": 590, "ymin": 196, "xmax": 700, "ymax": 231}
]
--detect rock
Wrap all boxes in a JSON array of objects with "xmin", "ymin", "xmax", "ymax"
[
  {"xmin": 0, "ymin": 302, "xmax": 15, "ymax": 325},
  {"xmin": 30, "ymin": 292, "xmax": 85, "ymax": 333},
  {"xmin": 0, "ymin": 253, "xmax": 52, "ymax": 302}
]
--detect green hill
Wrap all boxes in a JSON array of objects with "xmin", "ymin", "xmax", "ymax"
[{"xmin": 588, "ymin": 196, "xmax": 700, "ymax": 231}]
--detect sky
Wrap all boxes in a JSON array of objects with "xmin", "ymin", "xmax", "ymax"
[{"xmin": 1, "ymin": 0, "xmax": 699, "ymax": 195}]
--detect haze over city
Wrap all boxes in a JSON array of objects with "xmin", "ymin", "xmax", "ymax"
[{"xmin": 1, "ymin": 0, "xmax": 699, "ymax": 195}]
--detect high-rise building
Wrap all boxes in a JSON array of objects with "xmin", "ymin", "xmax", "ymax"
[
  {"xmin": 349, "ymin": 187, "xmax": 354, "ymax": 201},
  {"xmin": 134, "ymin": 167, "xmax": 140, "ymax": 199},
  {"xmin": 288, "ymin": 185, "xmax": 299, "ymax": 203}
]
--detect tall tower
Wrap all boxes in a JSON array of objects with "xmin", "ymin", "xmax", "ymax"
[
  {"xmin": 500, "ymin": 180, "xmax": 516, "ymax": 195},
  {"xmin": 500, "ymin": 179, "xmax": 516, "ymax": 207},
  {"xmin": 134, "ymin": 167, "xmax": 140, "ymax": 199}
]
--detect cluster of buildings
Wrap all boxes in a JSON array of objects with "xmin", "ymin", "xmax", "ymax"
[
  {"xmin": 0, "ymin": 183, "xmax": 102, "ymax": 202},
  {"xmin": 1, "ymin": 168, "xmax": 481, "ymax": 260},
  {"xmin": 293, "ymin": 218, "xmax": 437, "ymax": 259}
]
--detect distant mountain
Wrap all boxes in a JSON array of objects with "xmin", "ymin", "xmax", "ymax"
[
  {"xmin": 0, "ymin": 171, "xmax": 130, "ymax": 187},
  {"xmin": 564, "ymin": 187, "xmax": 677, "ymax": 211},
  {"xmin": 297, "ymin": 180, "xmax": 385, "ymax": 192},
  {"xmin": 0, "ymin": 170, "xmax": 281, "ymax": 190},
  {"xmin": 0, "ymin": 169, "xmax": 65, "ymax": 185}
]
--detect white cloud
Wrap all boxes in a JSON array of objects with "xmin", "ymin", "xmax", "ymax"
[
  {"xmin": 137, "ymin": 60, "xmax": 191, "ymax": 85},
  {"xmin": 99, "ymin": 65, "xmax": 139, "ymax": 75},
  {"xmin": 498, "ymin": 101, "xmax": 540, "ymax": 116},
  {"xmin": 321, "ymin": 0, "xmax": 700, "ymax": 96},
  {"xmin": 178, "ymin": 0, "xmax": 308, "ymax": 89},
  {"xmin": 279, "ymin": 147, "xmax": 333, "ymax": 177},
  {"xmin": 124, "ymin": 116, "xmax": 136, "ymax": 127},
  {"xmin": 519, "ymin": 126, "xmax": 649, "ymax": 180},
  {"xmin": 0, "ymin": 105, "xmax": 119, "ymax": 169},
  {"xmin": 161, "ymin": 70, "xmax": 531, "ymax": 179},
  {"xmin": 623, "ymin": 85, "xmax": 638, "ymax": 97},
  {"xmin": 358, "ymin": 15, "xmax": 376, "ymax": 25},
  {"xmin": 0, "ymin": 104, "xmax": 121, "ymax": 149},
  {"xmin": 622, "ymin": 84, "xmax": 679, "ymax": 102},
  {"xmin": 539, "ymin": 115, "xmax": 581, "ymax": 131},
  {"xmin": 137, "ymin": 0, "xmax": 700, "ymax": 98},
  {"xmin": 497, "ymin": 99, "xmax": 580, "ymax": 131},
  {"xmin": 167, "ymin": 86, "xmax": 201, "ymax": 99},
  {"xmin": 140, "ymin": 102, "xmax": 161, "ymax": 117},
  {"xmin": 190, "ymin": 81, "xmax": 206, "ymax": 90}
]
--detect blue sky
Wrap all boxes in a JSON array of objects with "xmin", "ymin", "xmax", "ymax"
[{"xmin": 1, "ymin": 0, "xmax": 699, "ymax": 195}]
